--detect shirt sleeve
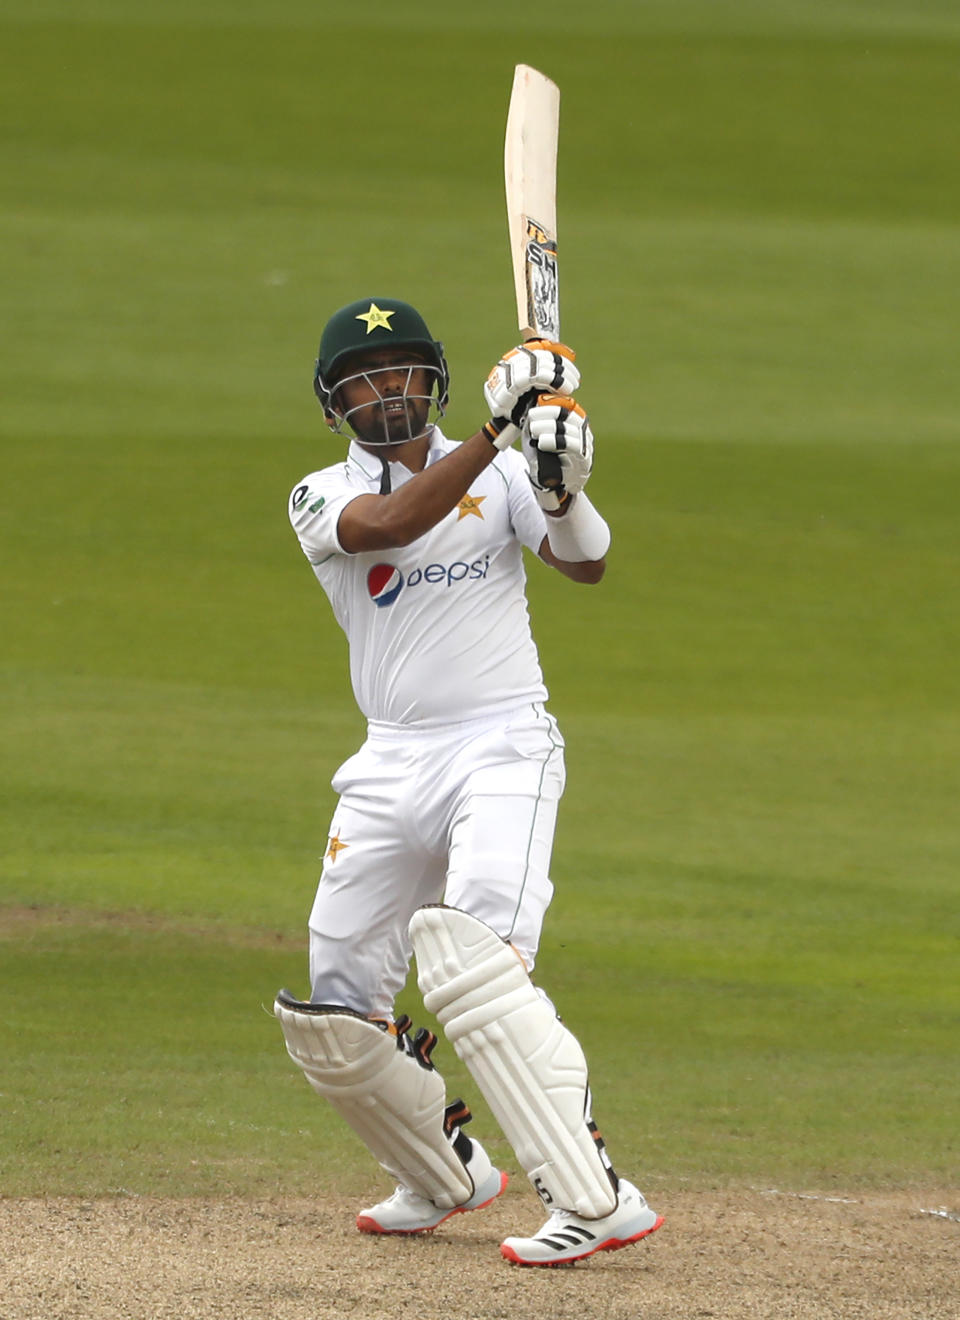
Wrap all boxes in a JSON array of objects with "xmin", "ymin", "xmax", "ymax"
[
  {"xmin": 498, "ymin": 447, "xmax": 549, "ymax": 554},
  {"xmin": 288, "ymin": 467, "xmax": 365, "ymax": 565}
]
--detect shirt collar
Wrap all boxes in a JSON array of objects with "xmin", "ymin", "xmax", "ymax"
[{"xmin": 347, "ymin": 426, "xmax": 450, "ymax": 485}]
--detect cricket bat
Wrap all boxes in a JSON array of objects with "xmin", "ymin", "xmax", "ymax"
[{"xmin": 504, "ymin": 63, "xmax": 564, "ymax": 487}]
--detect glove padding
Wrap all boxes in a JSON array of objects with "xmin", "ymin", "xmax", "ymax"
[
  {"xmin": 483, "ymin": 341, "xmax": 580, "ymax": 448},
  {"xmin": 523, "ymin": 394, "xmax": 594, "ymax": 510}
]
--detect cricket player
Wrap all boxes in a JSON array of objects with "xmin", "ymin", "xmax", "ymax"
[{"xmin": 273, "ymin": 297, "xmax": 662, "ymax": 1266}]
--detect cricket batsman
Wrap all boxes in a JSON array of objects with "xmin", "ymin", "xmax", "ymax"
[{"xmin": 273, "ymin": 296, "xmax": 663, "ymax": 1265}]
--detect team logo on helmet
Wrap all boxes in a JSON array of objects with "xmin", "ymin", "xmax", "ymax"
[
  {"xmin": 367, "ymin": 563, "xmax": 404, "ymax": 608},
  {"xmin": 356, "ymin": 302, "xmax": 396, "ymax": 334}
]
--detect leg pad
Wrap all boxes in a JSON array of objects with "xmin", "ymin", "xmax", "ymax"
[
  {"xmin": 408, "ymin": 906, "xmax": 617, "ymax": 1218},
  {"xmin": 274, "ymin": 992, "xmax": 474, "ymax": 1208}
]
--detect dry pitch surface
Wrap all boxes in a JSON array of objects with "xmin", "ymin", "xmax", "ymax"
[{"xmin": 3, "ymin": 1187, "xmax": 957, "ymax": 1320}]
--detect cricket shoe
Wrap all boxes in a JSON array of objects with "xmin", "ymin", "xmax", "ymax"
[
  {"xmin": 356, "ymin": 1138, "xmax": 507, "ymax": 1235},
  {"xmin": 500, "ymin": 1179, "xmax": 663, "ymax": 1267}
]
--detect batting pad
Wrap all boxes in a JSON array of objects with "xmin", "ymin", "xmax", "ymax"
[
  {"xmin": 409, "ymin": 905, "xmax": 618, "ymax": 1218},
  {"xmin": 274, "ymin": 993, "xmax": 473, "ymax": 1208}
]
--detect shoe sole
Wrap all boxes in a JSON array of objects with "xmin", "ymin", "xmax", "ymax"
[
  {"xmin": 356, "ymin": 1171, "xmax": 509, "ymax": 1236},
  {"xmin": 500, "ymin": 1213, "xmax": 663, "ymax": 1267}
]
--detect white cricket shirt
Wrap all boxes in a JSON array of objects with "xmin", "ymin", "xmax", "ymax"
[{"xmin": 289, "ymin": 428, "xmax": 550, "ymax": 728}]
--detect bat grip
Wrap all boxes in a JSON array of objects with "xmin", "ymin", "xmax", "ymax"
[
  {"xmin": 536, "ymin": 450, "xmax": 564, "ymax": 489},
  {"xmin": 517, "ymin": 342, "xmax": 567, "ymax": 490},
  {"xmin": 514, "ymin": 387, "xmax": 565, "ymax": 490},
  {"xmin": 517, "ymin": 387, "xmax": 564, "ymax": 489}
]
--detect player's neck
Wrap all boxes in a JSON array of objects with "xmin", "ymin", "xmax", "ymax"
[{"xmin": 357, "ymin": 432, "xmax": 431, "ymax": 473}]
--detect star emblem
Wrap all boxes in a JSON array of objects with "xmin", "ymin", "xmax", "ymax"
[
  {"xmin": 355, "ymin": 302, "xmax": 396, "ymax": 334},
  {"xmin": 457, "ymin": 494, "xmax": 486, "ymax": 520},
  {"xmin": 326, "ymin": 832, "xmax": 348, "ymax": 862}
]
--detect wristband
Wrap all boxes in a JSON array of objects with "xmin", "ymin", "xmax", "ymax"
[
  {"xmin": 545, "ymin": 493, "xmax": 611, "ymax": 563},
  {"xmin": 482, "ymin": 417, "xmax": 520, "ymax": 450}
]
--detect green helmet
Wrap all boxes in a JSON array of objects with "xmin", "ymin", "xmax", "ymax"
[{"xmin": 313, "ymin": 297, "xmax": 450, "ymax": 418}]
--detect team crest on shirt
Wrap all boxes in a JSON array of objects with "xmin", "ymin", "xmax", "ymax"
[
  {"xmin": 457, "ymin": 494, "xmax": 486, "ymax": 520},
  {"xmin": 367, "ymin": 563, "xmax": 405, "ymax": 608}
]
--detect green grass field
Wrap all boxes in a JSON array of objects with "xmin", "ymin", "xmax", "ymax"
[{"xmin": 2, "ymin": 0, "xmax": 958, "ymax": 1200}]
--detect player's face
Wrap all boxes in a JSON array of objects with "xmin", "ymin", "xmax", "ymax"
[{"xmin": 332, "ymin": 348, "xmax": 437, "ymax": 447}]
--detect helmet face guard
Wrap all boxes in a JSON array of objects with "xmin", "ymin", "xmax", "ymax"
[
  {"xmin": 324, "ymin": 360, "xmax": 446, "ymax": 447},
  {"xmin": 313, "ymin": 298, "xmax": 450, "ymax": 444}
]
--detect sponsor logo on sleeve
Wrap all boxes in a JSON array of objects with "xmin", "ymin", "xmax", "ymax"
[{"xmin": 292, "ymin": 486, "xmax": 326, "ymax": 516}]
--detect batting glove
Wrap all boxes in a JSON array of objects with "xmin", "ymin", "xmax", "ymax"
[
  {"xmin": 523, "ymin": 393, "xmax": 594, "ymax": 509},
  {"xmin": 482, "ymin": 341, "xmax": 580, "ymax": 449}
]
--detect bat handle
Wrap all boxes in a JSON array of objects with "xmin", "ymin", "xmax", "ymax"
[
  {"xmin": 536, "ymin": 450, "xmax": 564, "ymax": 489},
  {"xmin": 519, "ymin": 340, "xmax": 568, "ymax": 490}
]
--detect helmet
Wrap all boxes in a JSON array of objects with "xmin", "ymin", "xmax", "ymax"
[{"xmin": 313, "ymin": 297, "xmax": 450, "ymax": 420}]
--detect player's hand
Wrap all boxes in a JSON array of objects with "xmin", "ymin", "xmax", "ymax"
[
  {"xmin": 523, "ymin": 393, "xmax": 594, "ymax": 509},
  {"xmin": 482, "ymin": 341, "xmax": 580, "ymax": 449}
]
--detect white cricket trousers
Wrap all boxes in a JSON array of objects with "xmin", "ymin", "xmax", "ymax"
[{"xmin": 307, "ymin": 702, "xmax": 566, "ymax": 1017}]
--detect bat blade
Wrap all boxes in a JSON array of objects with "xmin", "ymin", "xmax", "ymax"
[{"xmin": 504, "ymin": 64, "xmax": 560, "ymax": 342}]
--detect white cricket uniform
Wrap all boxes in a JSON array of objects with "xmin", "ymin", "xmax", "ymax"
[{"xmin": 289, "ymin": 427, "xmax": 566, "ymax": 1016}]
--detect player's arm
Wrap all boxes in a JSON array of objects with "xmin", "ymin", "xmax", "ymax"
[
  {"xmin": 523, "ymin": 393, "xmax": 610, "ymax": 586},
  {"xmin": 337, "ymin": 432, "xmax": 500, "ymax": 553},
  {"xmin": 337, "ymin": 343, "xmax": 580, "ymax": 554}
]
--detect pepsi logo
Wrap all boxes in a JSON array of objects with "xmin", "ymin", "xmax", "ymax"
[{"xmin": 367, "ymin": 563, "xmax": 405, "ymax": 608}]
